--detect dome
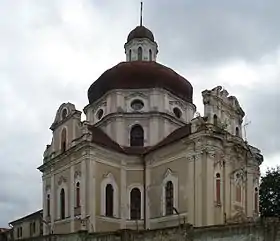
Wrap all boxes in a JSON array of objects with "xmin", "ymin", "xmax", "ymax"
[
  {"xmin": 87, "ymin": 61, "xmax": 193, "ymax": 104},
  {"xmin": 127, "ymin": 25, "xmax": 154, "ymax": 42}
]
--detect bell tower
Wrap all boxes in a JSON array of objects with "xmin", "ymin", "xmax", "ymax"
[{"xmin": 124, "ymin": 2, "xmax": 158, "ymax": 62}]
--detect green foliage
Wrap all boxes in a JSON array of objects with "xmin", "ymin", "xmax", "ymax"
[{"xmin": 259, "ymin": 166, "xmax": 280, "ymax": 217}]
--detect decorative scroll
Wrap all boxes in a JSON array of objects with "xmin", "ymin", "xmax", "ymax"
[{"xmin": 58, "ymin": 176, "xmax": 67, "ymax": 185}]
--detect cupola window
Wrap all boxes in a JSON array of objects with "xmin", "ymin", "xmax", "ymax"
[
  {"xmin": 173, "ymin": 107, "xmax": 182, "ymax": 119},
  {"xmin": 149, "ymin": 49, "xmax": 152, "ymax": 61},
  {"xmin": 131, "ymin": 99, "xmax": 144, "ymax": 111},
  {"xmin": 96, "ymin": 109, "xmax": 104, "ymax": 120},
  {"xmin": 129, "ymin": 49, "xmax": 132, "ymax": 61},
  {"xmin": 137, "ymin": 47, "xmax": 143, "ymax": 60},
  {"xmin": 130, "ymin": 125, "xmax": 144, "ymax": 146}
]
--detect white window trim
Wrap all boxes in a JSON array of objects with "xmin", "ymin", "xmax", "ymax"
[
  {"xmin": 101, "ymin": 173, "xmax": 119, "ymax": 218},
  {"xmin": 57, "ymin": 184, "xmax": 68, "ymax": 220},
  {"xmin": 127, "ymin": 184, "xmax": 144, "ymax": 220},
  {"xmin": 161, "ymin": 169, "xmax": 178, "ymax": 216}
]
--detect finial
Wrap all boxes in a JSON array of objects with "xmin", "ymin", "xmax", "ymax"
[{"xmin": 140, "ymin": 1, "xmax": 143, "ymax": 26}]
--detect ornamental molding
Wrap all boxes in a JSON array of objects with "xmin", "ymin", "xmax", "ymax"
[
  {"xmin": 58, "ymin": 176, "xmax": 67, "ymax": 185},
  {"xmin": 125, "ymin": 92, "xmax": 148, "ymax": 100},
  {"xmin": 231, "ymin": 167, "xmax": 247, "ymax": 184},
  {"xmin": 74, "ymin": 171, "xmax": 81, "ymax": 179},
  {"xmin": 169, "ymin": 100, "xmax": 186, "ymax": 110},
  {"xmin": 93, "ymin": 101, "xmax": 107, "ymax": 113}
]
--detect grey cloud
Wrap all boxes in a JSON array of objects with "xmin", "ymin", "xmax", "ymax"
[{"xmin": 145, "ymin": 0, "xmax": 280, "ymax": 66}]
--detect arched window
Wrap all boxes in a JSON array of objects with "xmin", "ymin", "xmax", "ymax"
[
  {"xmin": 60, "ymin": 188, "xmax": 65, "ymax": 219},
  {"xmin": 47, "ymin": 194, "xmax": 50, "ymax": 216},
  {"xmin": 105, "ymin": 184, "xmax": 114, "ymax": 217},
  {"xmin": 235, "ymin": 127, "xmax": 240, "ymax": 136},
  {"xmin": 130, "ymin": 188, "xmax": 141, "ymax": 220},
  {"xmin": 61, "ymin": 128, "xmax": 67, "ymax": 152},
  {"xmin": 236, "ymin": 184, "xmax": 241, "ymax": 202},
  {"xmin": 62, "ymin": 108, "xmax": 67, "ymax": 120},
  {"xmin": 213, "ymin": 114, "xmax": 218, "ymax": 125},
  {"xmin": 165, "ymin": 181, "xmax": 174, "ymax": 215},
  {"xmin": 129, "ymin": 49, "xmax": 132, "ymax": 61},
  {"xmin": 149, "ymin": 49, "xmax": 152, "ymax": 61},
  {"xmin": 254, "ymin": 187, "xmax": 259, "ymax": 212},
  {"xmin": 137, "ymin": 47, "xmax": 143, "ymax": 60},
  {"xmin": 216, "ymin": 173, "xmax": 221, "ymax": 204},
  {"xmin": 130, "ymin": 125, "xmax": 144, "ymax": 147},
  {"xmin": 76, "ymin": 182, "xmax": 80, "ymax": 207}
]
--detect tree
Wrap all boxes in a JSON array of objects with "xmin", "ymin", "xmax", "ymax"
[{"xmin": 259, "ymin": 166, "xmax": 280, "ymax": 217}]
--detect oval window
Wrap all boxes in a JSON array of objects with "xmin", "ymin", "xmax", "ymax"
[
  {"xmin": 173, "ymin": 107, "xmax": 182, "ymax": 118},
  {"xmin": 131, "ymin": 99, "xmax": 144, "ymax": 111},
  {"xmin": 96, "ymin": 109, "xmax": 104, "ymax": 120}
]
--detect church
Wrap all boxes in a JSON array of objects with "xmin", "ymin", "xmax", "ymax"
[{"xmin": 38, "ymin": 16, "xmax": 263, "ymax": 235}]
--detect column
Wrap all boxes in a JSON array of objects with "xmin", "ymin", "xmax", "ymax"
[
  {"xmin": 194, "ymin": 153, "xmax": 203, "ymax": 227},
  {"xmin": 42, "ymin": 179, "xmax": 47, "ymax": 235},
  {"xmin": 81, "ymin": 159, "xmax": 87, "ymax": 229},
  {"xmin": 145, "ymin": 166, "xmax": 151, "ymax": 229},
  {"xmin": 120, "ymin": 161, "xmax": 127, "ymax": 229},
  {"xmin": 70, "ymin": 165, "xmax": 75, "ymax": 232},
  {"xmin": 188, "ymin": 155, "xmax": 195, "ymax": 225},
  {"xmin": 89, "ymin": 158, "xmax": 96, "ymax": 232},
  {"xmin": 50, "ymin": 175, "xmax": 55, "ymax": 233}
]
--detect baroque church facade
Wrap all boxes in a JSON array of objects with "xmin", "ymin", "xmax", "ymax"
[{"xmin": 38, "ymin": 23, "xmax": 263, "ymax": 234}]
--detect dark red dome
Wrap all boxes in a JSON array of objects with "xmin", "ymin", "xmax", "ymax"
[
  {"xmin": 87, "ymin": 61, "xmax": 193, "ymax": 104},
  {"xmin": 127, "ymin": 26, "xmax": 154, "ymax": 42}
]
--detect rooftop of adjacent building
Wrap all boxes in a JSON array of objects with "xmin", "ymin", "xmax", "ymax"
[{"xmin": 9, "ymin": 209, "xmax": 43, "ymax": 226}]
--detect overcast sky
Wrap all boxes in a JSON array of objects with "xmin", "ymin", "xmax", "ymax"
[{"xmin": 0, "ymin": 0, "xmax": 279, "ymax": 227}]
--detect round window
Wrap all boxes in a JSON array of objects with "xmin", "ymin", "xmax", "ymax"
[
  {"xmin": 96, "ymin": 109, "xmax": 104, "ymax": 120},
  {"xmin": 131, "ymin": 99, "xmax": 144, "ymax": 111},
  {"xmin": 173, "ymin": 107, "xmax": 182, "ymax": 118}
]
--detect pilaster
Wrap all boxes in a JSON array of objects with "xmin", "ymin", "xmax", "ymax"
[
  {"xmin": 120, "ymin": 161, "xmax": 127, "ymax": 229},
  {"xmin": 89, "ymin": 158, "xmax": 96, "ymax": 232},
  {"xmin": 50, "ymin": 174, "xmax": 55, "ymax": 232},
  {"xmin": 42, "ymin": 179, "xmax": 47, "ymax": 235},
  {"xmin": 145, "ymin": 166, "xmax": 151, "ymax": 229},
  {"xmin": 70, "ymin": 165, "xmax": 75, "ymax": 232},
  {"xmin": 81, "ymin": 159, "xmax": 87, "ymax": 229}
]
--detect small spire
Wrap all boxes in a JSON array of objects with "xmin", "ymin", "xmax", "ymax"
[{"xmin": 140, "ymin": 1, "xmax": 143, "ymax": 26}]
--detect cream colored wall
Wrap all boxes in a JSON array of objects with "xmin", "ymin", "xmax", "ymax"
[
  {"xmin": 53, "ymin": 220, "xmax": 71, "ymax": 234},
  {"xmin": 12, "ymin": 217, "xmax": 42, "ymax": 240},
  {"xmin": 84, "ymin": 88, "xmax": 196, "ymax": 146},
  {"xmin": 95, "ymin": 162, "xmax": 121, "ymax": 217}
]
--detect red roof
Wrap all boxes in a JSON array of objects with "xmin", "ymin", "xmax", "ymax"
[{"xmin": 88, "ymin": 61, "xmax": 193, "ymax": 104}]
